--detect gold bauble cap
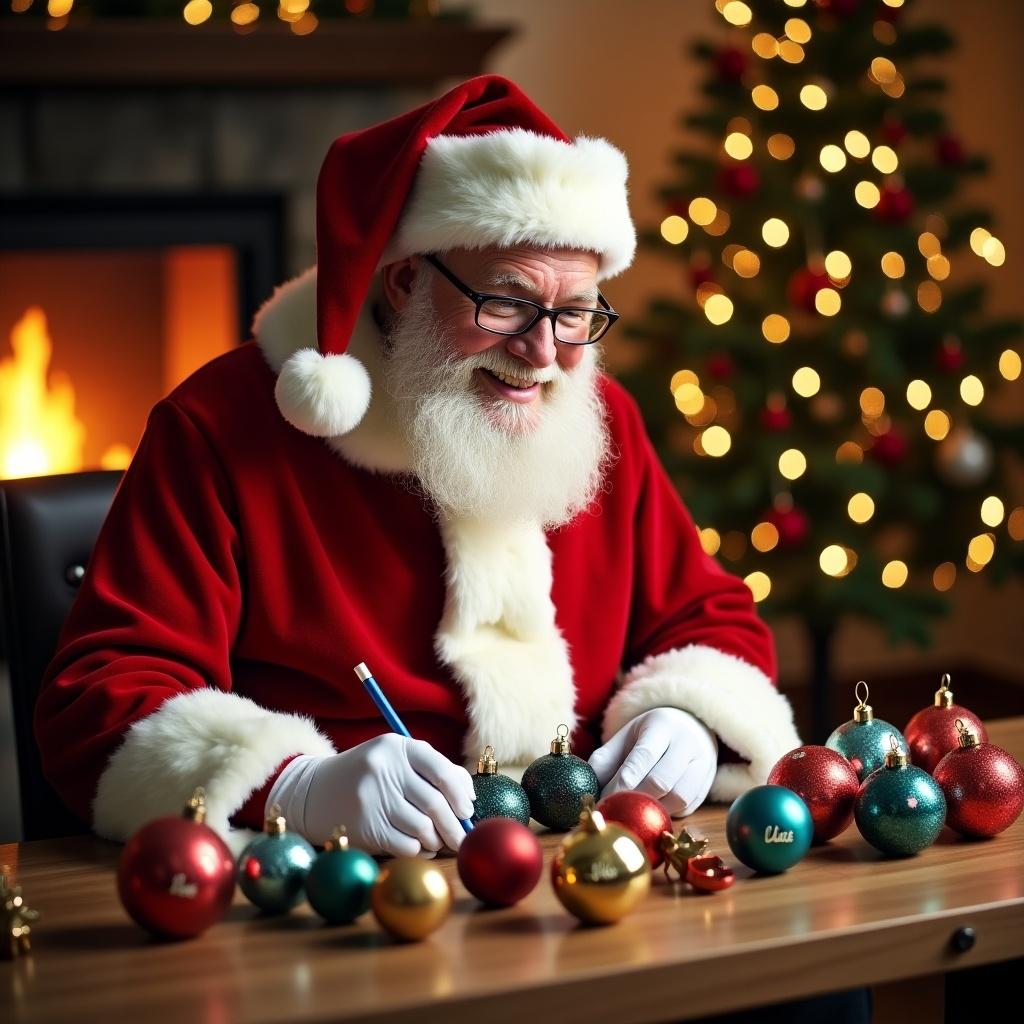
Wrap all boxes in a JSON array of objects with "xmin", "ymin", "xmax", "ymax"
[
  {"xmin": 324, "ymin": 826, "xmax": 350, "ymax": 852},
  {"xmin": 884, "ymin": 735, "xmax": 909, "ymax": 769},
  {"xmin": 955, "ymin": 718, "xmax": 980, "ymax": 749},
  {"xmin": 550, "ymin": 723, "xmax": 572, "ymax": 755},
  {"xmin": 853, "ymin": 680, "xmax": 874, "ymax": 723},
  {"xmin": 477, "ymin": 745, "xmax": 498, "ymax": 775},
  {"xmin": 934, "ymin": 672, "xmax": 955, "ymax": 709},
  {"xmin": 182, "ymin": 787, "xmax": 207, "ymax": 824},
  {"xmin": 264, "ymin": 803, "xmax": 287, "ymax": 836}
]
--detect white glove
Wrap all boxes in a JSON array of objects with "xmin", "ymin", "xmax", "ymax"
[
  {"xmin": 266, "ymin": 734, "xmax": 476, "ymax": 857},
  {"xmin": 589, "ymin": 707, "xmax": 718, "ymax": 817}
]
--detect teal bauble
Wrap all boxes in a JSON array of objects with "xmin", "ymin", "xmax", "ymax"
[
  {"xmin": 855, "ymin": 743, "xmax": 947, "ymax": 857},
  {"xmin": 521, "ymin": 725, "xmax": 600, "ymax": 831},
  {"xmin": 726, "ymin": 785, "xmax": 813, "ymax": 874},
  {"xmin": 472, "ymin": 746, "xmax": 532, "ymax": 826},
  {"xmin": 237, "ymin": 808, "xmax": 315, "ymax": 914},
  {"xmin": 826, "ymin": 681, "xmax": 909, "ymax": 781},
  {"xmin": 305, "ymin": 827, "xmax": 379, "ymax": 925}
]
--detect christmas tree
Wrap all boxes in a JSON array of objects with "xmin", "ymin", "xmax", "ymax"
[{"xmin": 623, "ymin": 0, "xmax": 1024, "ymax": 698}]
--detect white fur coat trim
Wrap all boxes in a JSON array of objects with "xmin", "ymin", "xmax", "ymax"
[
  {"xmin": 383, "ymin": 130, "xmax": 636, "ymax": 280},
  {"xmin": 436, "ymin": 516, "xmax": 577, "ymax": 773},
  {"xmin": 604, "ymin": 645, "xmax": 801, "ymax": 803},
  {"xmin": 92, "ymin": 688, "xmax": 336, "ymax": 856}
]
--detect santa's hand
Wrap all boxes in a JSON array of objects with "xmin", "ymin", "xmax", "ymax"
[
  {"xmin": 588, "ymin": 707, "xmax": 718, "ymax": 817},
  {"xmin": 266, "ymin": 734, "xmax": 476, "ymax": 857}
]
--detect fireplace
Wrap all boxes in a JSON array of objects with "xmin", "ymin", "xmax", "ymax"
[{"xmin": 0, "ymin": 193, "xmax": 284, "ymax": 478}]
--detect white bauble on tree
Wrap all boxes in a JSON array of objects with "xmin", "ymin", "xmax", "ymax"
[{"xmin": 935, "ymin": 428, "xmax": 993, "ymax": 487}]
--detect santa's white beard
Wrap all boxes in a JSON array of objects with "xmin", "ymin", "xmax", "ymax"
[{"xmin": 381, "ymin": 279, "xmax": 612, "ymax": 527}]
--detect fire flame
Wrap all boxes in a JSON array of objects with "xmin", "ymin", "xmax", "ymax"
[{"xmin": 0, "ymin": 307, "xmax": 85, "ymax": 479}]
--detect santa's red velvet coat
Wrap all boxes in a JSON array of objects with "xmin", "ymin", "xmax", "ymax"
[{"xmin": 35, "ymin": 269, "xmax": 800, "ymax": 851}]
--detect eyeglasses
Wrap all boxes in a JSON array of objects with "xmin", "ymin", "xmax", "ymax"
[{"xmin": 422, "ymin": 253, "xmax": 619, "ymax": 345}]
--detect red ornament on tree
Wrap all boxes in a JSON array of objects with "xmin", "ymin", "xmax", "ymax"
[
  {"xmin": 706, "ymin": 352, "xmax": 736, "ymax": 381},
  {"xmin": 933, "ymin": 721, "xmax": 1024, "ymax": 838},
  {"xmin": 869, "ymin": 428, "xmax": 909, "ymax": 468},
  {"xmin": 597, "ymin": 791, "xmax": 673, "ymax": 868},
  {"xmin": 766, "ymin": 504, "xmax": 810, "ymax": 550},
  {"xmin": 714, "ymin": 46, "xmax": 747, "ymax": 84},
  {"xmin": 936, "ymin": 134, "xmax": 965, "ymax": 167},
  {"xmin": 881, "ymin": 116, "xmax": 907, "ymax": 146},
  {"xmin": 873, "ymin": 184, "xmax": 914, "ymax": 224},
  {"xmin": 787, "ymin": 267, "xmax": 831, "ymax": 314},
  {"xmin": 117, "ymin": 789, "xmax": 236, "ymax": 939},
  {"xmin": 768, "ymin": 745, "xmax": 860, "ymax": 843},
  {"xmin": 716, "ymin": 162, "xmax": 760, "ymax": 199},
  {"xmin": 935, "ymin": 337, "xmax": 966, "ymax": 373},
  {"xmin": 690, "ymin": 262, "xmax": 715, "ymax": 289},
  {"xmin": 760, "ymin": 404, "xmax": 792, "ymax": 433},
  {"xmin": 904, "ymin": 673, "xmax": 988, "ymax": 775},
  {"xmin": 456, "ymin": 818, "xmax": 543, "ymax": 907}
]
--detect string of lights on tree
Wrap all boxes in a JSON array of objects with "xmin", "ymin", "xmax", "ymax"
[
  {"xmin": 622, "ymin": 0, "xmax": 1023, "ymax": 646},
  {"xmin": 6, "ymin": 0, "xmax": 442, "ymax": 34}
]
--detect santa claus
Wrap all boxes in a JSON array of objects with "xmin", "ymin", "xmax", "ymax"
[{"xmin": 35, "ymin": 76, "xmax": 799, "ymax": 857}]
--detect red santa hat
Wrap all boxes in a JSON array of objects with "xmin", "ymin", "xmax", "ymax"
[{"xmin": 274, "ymin": 74, "xmax": 637, "ymax": 438}]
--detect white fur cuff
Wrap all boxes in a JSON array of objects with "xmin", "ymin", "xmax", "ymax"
[
  {"xmin": 92, "ymin": 688, "xmax": 336, "ymax": 856},
  {"xmin": 603, "ymin": 645, "xmax": 801, "ymax": 804}
]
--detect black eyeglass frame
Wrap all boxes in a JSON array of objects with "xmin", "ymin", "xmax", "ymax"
[{"xmin": 422, "ymin": 253, "xmax": 619, "ymax": 345}]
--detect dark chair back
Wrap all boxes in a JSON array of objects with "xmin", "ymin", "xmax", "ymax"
[{"xmin": 0, "ymin": 470, "xmax": 122, "ymax": 840}]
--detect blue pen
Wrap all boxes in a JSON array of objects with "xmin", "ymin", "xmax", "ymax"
[{"xmin": 354, "ymin": 662, "xmax": 473, "ymax": 833}]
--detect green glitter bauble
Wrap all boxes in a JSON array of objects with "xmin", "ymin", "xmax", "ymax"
[
  {"xmin": 855, "ymin": 759, "xmax": 946, "ymax": 857},
  {"xmin": 472, "ymin": 772, "xmax": 532, "ymax": 826},
  {"xmin": 827, "ymin": 718, "xmax": 909, "ymax": 781},
  {"xmin": 521, "ymin": 727, "xmax": 600, "ymax": 831}
]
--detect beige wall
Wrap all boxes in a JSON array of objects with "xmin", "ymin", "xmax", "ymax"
[{"xmin": 451, "ymin": 0, "xmax": 1024, "ymax": 684}]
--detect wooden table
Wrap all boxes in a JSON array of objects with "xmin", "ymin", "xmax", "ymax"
[{"xmin": 4, "ymin": 719, "xmax": 1023, "ymax": 1024}]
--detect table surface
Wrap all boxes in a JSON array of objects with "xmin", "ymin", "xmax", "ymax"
[{"xmin": 3, "ymin": 718, "xmax": 1023, "ymax": 1024}]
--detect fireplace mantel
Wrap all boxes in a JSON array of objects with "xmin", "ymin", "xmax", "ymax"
[{"xmin": 1, "ymin": 18, "xmax": 514, "ymax": 88}]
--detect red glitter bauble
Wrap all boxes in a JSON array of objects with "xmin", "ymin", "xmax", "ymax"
[
  {"xmin": 768, "ymin": 745, "xmax": 860, "ymax": 843},
  {"xmin": 765, "ymin": 505, "xmax": 810, "ymax": 549},
  {"xmin": 905, "ymin": 705, "xmax": 988, "ymax": 775},
  {"xmin": 716, "ymin": 162, "xmax": 761, "ymax": 199},
  {"xmin": 874, "ymin": 184, "xmax": 914, "ymax": 224},
  {"xmin": 787, "ymin": 267, "xmax": 831, "ymax": 314},
  {"xmin": 869, "ymin": 429, "xmax": 909, "ymax": 468},
  {"xmin": 457, "ymin": 818, "xmax": 543, "ymax": 907},
  {"xmin": 936, "ymin": 134, "xmax": 965, "ymax": 166},
  {"xmin": 118, "ymin": 804, "xmax": 236, "ymax": 939},
  {"xmin": 934, "ymin": 737, "xmax": 1024, "ymax": 838},
  {"xmin": 597, "ymin": 791, "xmax": 673, "ymax": 868},
  {"xmin": 760, "ymin": 406, "xmax": 793, "ymax": 433},
  {"xmin": 714, "ymin": 46, "xmax": 747, "ymax": 84}
]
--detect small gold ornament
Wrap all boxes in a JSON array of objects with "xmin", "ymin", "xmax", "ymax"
[
  {"xmin": 550, "ymin": 802, "xmax": 651, "ymax": 925},
  {"xmin": 659, "ymin": 828, "xmax": 711, "ymax": 881},
  {"xmin": 2, "ymin": 874, "xmax": 39, "ymax": 959},
  {"xmin": 370, "ymin": 858, "xmax": 452, "ymax": 941}
]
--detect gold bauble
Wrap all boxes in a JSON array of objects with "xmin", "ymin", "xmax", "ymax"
[
  {"xmin": 370, "ymin": 858, "xmax": 452, "ymax": 942},
  {"xmin": 550, "ymin": 806, "xmax": 651, "ymax": 925}
]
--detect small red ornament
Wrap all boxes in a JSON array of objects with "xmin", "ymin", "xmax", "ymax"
[
  {"xmin": 686, "ymin": 855, "xmax": 735, "ymax": 893},
  {"xmin": 768, "ymin": 745, "xmax": 860, "ymax": 843},
  {"xmin": 597, "ymin": 791, "xmax": 673, "ymax": 868},
  {"xmin": 936, "ymin": 134, "xmax": 965, "ymax": 167},
  {"xmin": 766, "ymin": 505, "xmax": 810, "ymax": 549},
  {"xmin": 935, "ymin": 338, "xmax": 966, "ymax": 373},
  {"xmin": 666, "ymin": 198, "xmax": 689, "ymax": 217},
  {"xmin": 787, "ymin": 267, "xmax": 831, "ymax": 314},
  {"xmin": 716, "ymin": 162, "xmax": 760, "ymax": 199},
  {"xmin": 873, "ymin": 184, "xmax": 914, "ymax": 224},
  {"xmin": 760, "ymin": 406, "xmax": 792, "ymax": 433},
  {"xmin": 117, "ymin": 789, "xmax": 236, "ymax": 939},
  {"xmin": 933, "ymin": 721, "xmax": 1024, "ymax": 838},
  {"xmin": 904, "ymin": 673, "xmax": 988, "ymax": 775},
  {"xmin": 456, "ymin": 818, "xmax": 543, "ymax": 907},
  {"xmin": 690, "ymin": 263, "xmax": 715, "ymax": 289},
  {"xmin": 714, "ymin": 46, "xmax": 747, "ymax": 84},
  {"xmin": 868, "ymin": 428, "xmax": 909, "ymax": 468},
  {"xmin": 881, "ymin": 116, "xmax": 907, "ymax": 146},
  {"xmin": 706, "ymin": 352, "xmax": 736, "ymax": 381}
]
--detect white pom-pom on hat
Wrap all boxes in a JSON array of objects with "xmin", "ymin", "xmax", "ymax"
[{"xmin": 274, "ymin": 348, "xmax": 372, "ymax": 438}]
